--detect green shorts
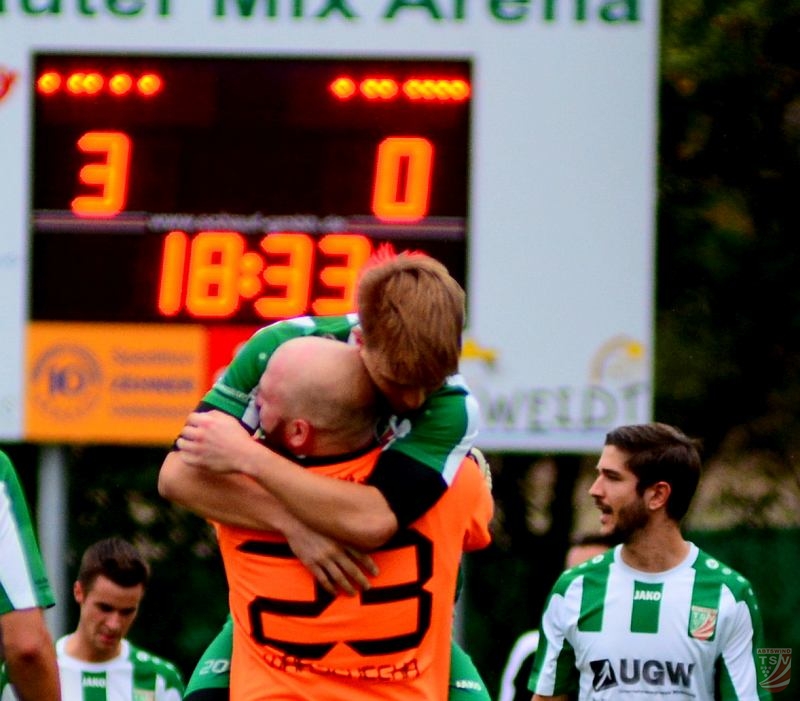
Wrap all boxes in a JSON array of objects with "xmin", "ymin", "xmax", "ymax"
[
  {"xmin": 449, "ymin": 639, "xmax": 492, "ymax": 700},
  {"xmin": 184, "ymin": 617, "xmax": 234, "ymax": 698}
]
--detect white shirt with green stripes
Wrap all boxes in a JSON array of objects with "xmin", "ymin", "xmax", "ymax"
[
  {"xmin": 1, "ymin": 636, "xmax": 185, "ymax": 701},
  {"xmin": 531, "ymin": 544, "xmax": 770, "ymax": 700}
]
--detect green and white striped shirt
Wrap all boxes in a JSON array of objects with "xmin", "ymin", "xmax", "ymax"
[
  {"xmin": 531, "ymin": 544, "xmax": 770, "ymax": 700},
  {"xmin": 0, "ymin": 450, "xmax": 54, "ymax": 614},
  {"xmin": 1, "ymin": 637, "xmax": 185, "ymax": 701}
]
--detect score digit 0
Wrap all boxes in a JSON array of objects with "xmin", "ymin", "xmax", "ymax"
[{"xmin": 372, "ymin": 136, "xmax": 434, "ymax": 222}]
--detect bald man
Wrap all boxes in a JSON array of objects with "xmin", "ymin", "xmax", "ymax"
[{"xmin": 162, "ymin": 337, "xmax": 493, "ymax": 700}]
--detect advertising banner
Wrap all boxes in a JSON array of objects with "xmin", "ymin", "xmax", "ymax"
[{"xmin": 1, "ymin": 1, "xmax": 658, "ymax": 450}]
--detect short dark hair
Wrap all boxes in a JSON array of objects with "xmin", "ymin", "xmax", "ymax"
[
  {"xmin": 605, "ymin": 422, "xmax": 702, "ymax": 521},
  {"xmin": 77, "ymin": 537, "xmax": 150, "ymax": 592}
]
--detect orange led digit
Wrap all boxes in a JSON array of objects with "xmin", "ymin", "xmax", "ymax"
[
  {"xmin": 186, "ymin": 231, "xmax": 245, "ymax": 317},
  {"xmin": 158, "ymin": 231, "xmax": 188, "ymax": 316},
  {"xmin": 312, "ymin": 234, "xmax": 372, "ymax": 316},
  {"xmin": 255, "ymin": 233, "xmax": 313, "ymax": 319},
  {"xmin": 372, "ymin": 136, "xmax": 433, "ymax": 223},
  {"xmin": 71, "ymin": 131, "xmax": 131, "ymax": 218}
]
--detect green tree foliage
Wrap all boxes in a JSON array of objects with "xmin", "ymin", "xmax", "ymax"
[{"xmin": 658, "ymin": 1, "xmax": 800, "ymax": 470}]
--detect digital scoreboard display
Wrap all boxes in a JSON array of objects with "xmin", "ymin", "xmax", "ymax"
[
  {"xmin": 31, "ymin": 55, "xmax": 470, "ymax": 324},
  {"xmin": 3, "ymin": 6, "xmax": 658, "ymax": 449}
]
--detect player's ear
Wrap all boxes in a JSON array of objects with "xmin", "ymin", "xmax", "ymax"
[
  {"xmin": 646, "ymin": 481, "xmax": 671, "ymax": 512},
  {"xmin": 73, "ymin": 581, "xmax": 85, "ymax": 605},
  {"xmin": 285, "ymin": 418, "xmax": 312, "ymax": 451}
]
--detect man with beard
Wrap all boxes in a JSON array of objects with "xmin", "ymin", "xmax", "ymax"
[{"xmin": 530, "ymin": 423, "xmax": 770, "ymax": 701}]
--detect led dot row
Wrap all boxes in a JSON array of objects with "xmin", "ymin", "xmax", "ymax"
[
  {"xmin": 330, "ymin": 77, "xmax": 470, "ymax": 102},
  {"xmin": 37, "ymin": 71, "xmax": 164, "ymax": 97}
]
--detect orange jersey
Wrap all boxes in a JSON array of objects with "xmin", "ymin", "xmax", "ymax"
[{"xmin": 215, "ymin": 448, "xmax": 493, "ymax": 701}]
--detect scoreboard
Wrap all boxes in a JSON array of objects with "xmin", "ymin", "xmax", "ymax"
[
  {"xmin": 31, "ymin": 54, "xmax": 469, "ymax": 323},
  {"xmin": 0, "ymin": 2, "xmax": 658, "ymax": 450}
]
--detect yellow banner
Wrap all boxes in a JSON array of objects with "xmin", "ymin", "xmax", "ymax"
[{"xmin": 25, "ymin": 323, "xmax": 207, "ymax": 445}]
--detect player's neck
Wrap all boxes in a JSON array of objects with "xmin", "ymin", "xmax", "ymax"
[{"xmin": 620, "ymin": 521, "xmax": 689, "ymax": 573}]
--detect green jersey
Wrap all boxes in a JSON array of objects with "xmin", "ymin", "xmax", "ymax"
[
  {"xmin": 199, "ymin": 315, "xmax": 480, "ymax": 526},
  {"xmin": 0, "ymin": 637, "xmax": 184, "ymax": 701},
  {"xmin": 0, "ymin": 450, "xmax": 54, "ymax": 615},
  {"xmin": 531, "ymin": 544, "xmax": 770, "ymax": 701}
]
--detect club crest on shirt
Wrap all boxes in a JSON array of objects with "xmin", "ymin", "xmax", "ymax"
[
  {"xmin": 689, "ymin": 605, "xmax": 718, "ymax": 640},
  {"xmin": 757, "ymin": 648, "xmax": 792, "ymax": 693}
]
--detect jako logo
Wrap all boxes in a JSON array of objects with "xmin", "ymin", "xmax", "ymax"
[
  {"xmin": 633, "ymin": 590, "xmax": 662, "ymax": 601},
  {"xmin": 590, "ymin": 659, "xmax": 695, "ymax": 691},
  {"xmin": 758, "ymin": 648, "xmax": 791, "ymax": 693},
  {"xmin": 82, "ymin": 676, "xmax": 106, "ymax": 688},
  {"xmin": 0, "ymin": 69, "xmax": 17, "ymax": 102}
]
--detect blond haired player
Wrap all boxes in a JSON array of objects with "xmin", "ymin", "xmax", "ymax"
[{"xmin": 160, "ymin": 247, "xmax": 493, "ymax": 700}]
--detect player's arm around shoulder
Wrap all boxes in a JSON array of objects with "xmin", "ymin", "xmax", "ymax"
[
  {"xmin": 158, "ymin": 447, "xmax": 295, "ymax": 532},
  {"xmin": 204, "ymin": 316, "xmax": 357, "ymax": 416}
]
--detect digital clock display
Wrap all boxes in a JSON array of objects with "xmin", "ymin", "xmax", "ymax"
[{"xmin": 30, "ymin": 54, "xmax": 471, "ymax": 324}]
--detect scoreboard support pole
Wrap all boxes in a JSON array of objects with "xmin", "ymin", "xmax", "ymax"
[{"xmin": 38, "ymin": 445, "xmax": 68, "ymax": 639}]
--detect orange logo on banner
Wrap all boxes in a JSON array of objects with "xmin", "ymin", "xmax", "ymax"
[{"xmin": 25, "ymin": 322, "xmax": 208, "ymax": 445}]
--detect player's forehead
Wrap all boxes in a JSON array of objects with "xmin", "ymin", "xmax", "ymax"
[
  {"xmin": 85, "ymin": 574, "xmax": 144, "ymax": 607},
  {"xmin": 596, "ymin": 445, "xmax": 633, "ymax": 475}
]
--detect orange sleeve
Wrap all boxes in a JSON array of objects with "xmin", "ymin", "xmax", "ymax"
[{"xmin": 457, "ymin": 457, "xmax": 494, "ymax": 553}]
